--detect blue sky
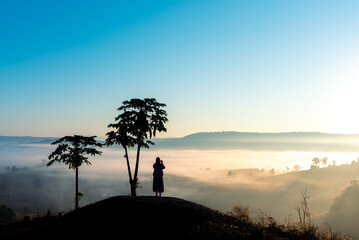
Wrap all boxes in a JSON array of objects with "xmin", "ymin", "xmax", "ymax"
[{"xmin": 1, "ymin": 0, "xmax": 359, "ymax": 137}]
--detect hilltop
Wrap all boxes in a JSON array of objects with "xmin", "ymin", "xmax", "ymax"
[
  {"xmin": 0, "ymin": 196, "xmax": 258, "ymax": 239},
  {"xmin": 0, "ymin": 196, "xmax": 318, "ymax": 240}
]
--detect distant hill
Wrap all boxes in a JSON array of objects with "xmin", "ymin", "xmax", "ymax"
[
  {"xmin": 2, "ymin": 131, "xmax": 359, "ymax": 151},
  {"xmin": 153, "ymin": 131, "xmax": 359, "ymax": 151},
  {"xmin": 0, "ymin": 136, "xmax": 57, "ymax": 144},
  {"xmin": 0, "ymin": 196, "xmax": 319, "ymax": 240}
]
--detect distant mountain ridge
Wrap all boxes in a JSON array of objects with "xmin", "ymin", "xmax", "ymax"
[
  {"xmin": 0, "ymin": 136, "xmax": 57, "ymax": 144},
  {"xmin": 183, "ymin": 131, "xmax": 359, "ymax": 138},
  {"xmin": 153, "ymin": 131, "xmax": 359, "ymax": 151},
  {"xmin": 2, "ymin": 132, "xmax": 359, "ymax": 152}
]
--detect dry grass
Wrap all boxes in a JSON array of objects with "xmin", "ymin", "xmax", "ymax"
[{"xmin": 227, "ymin": 204, "xmax": 356, "ymax": 240}]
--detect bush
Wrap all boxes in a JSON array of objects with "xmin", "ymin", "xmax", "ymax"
[
  {"xmin": 227, "ymin": 205, "xmax": 251, "ymax": 223},
  {"xmin": 0, "ymin": 205, "xmax": 16, "ymax": 223},
  {"xmin": 227, "ymin": 205, "xmax": 354, "ymax": 240}
]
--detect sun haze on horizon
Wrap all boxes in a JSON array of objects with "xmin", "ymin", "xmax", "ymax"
[{"xmin": 1, "ymin": 1, "xmax": 359, "ymax": 138}]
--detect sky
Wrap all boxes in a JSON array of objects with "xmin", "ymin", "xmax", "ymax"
[{"xmin": 1, "ymin": 0, "xmax": 359, "ymax": 138}]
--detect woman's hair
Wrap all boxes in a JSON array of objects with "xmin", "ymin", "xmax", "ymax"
[{"xmin": 155, "ymin": 157, "xmax": 161, "ymax": 165}]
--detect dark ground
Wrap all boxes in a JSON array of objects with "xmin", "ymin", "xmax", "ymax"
[{"xmin": 0, "ymin": 196, "xmax": 313, "ymax": 240}]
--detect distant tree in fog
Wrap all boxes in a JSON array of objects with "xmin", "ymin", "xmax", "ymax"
[
  {"xmin": 293, "ymin": 165, "xmax": 302, "ymax": 172},
  {"xmin": 47, "ymin": 135, "xmax": 102, "ymax": 210},
  {"xmin": 321, "ymin": 157, "xmax": 328, "ymax": 167},
  {"xmin": 105, "ymin": 98, "xmax": 168, "ymax": 196},
  {"xmin": 311, "ymin": 157, "xmax": 320, "ymax": 168}
]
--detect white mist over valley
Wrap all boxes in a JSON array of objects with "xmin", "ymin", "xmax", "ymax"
[{"xmin": 2, "ymin": 132, "xmax": 359, "ymax": 237}]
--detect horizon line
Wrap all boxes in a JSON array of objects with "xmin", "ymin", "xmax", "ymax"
[{"xmin": 3, "ymin": 130, "xmax": 359, "ymax": 139}]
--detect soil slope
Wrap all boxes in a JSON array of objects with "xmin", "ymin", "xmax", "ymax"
[{"xmin": 0, "ymin": 196, "xmax": 300, "ymax": 239}]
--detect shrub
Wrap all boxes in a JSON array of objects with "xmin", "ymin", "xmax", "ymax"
[{"xmin": 0, "ymin": 205, "xmax": 16, "ymax": 223}]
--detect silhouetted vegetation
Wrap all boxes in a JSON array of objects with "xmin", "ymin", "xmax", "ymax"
[
  {"xmin": 325, "ymin": 181, "xmax": 359, "ymax": 238},
  {"xmin": 47, "ymin": 135, "xmax": 102, "ymax": 210},
  {"xmin": 105, "ymin": 98, "xmax": 168, "ymax": 196},
  {"xmin": 2, "ymin": 97, "xmax": 359, "ymax": 238},
  {"xmin": 1, "ymin": 196, "xmax": 356, "ymax": 240},
  {"xmin": 0, "ymin": 205, "xmax": 15, "ymax": 223},
  {"xmin": 227, "ymin": 203, "xmax": 355, "ymax": 240}
]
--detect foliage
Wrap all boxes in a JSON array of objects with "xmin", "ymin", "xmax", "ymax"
[
  {"xmin": 106, "ymin": 98, "xmax": 168, "ymax": 148},
  {"xmin": 47, "ymin": 135, "xmax": 102, "ymax": 169},
  {"xmin": 105, "ymin": 98, "xmax": 168, "ymax": 196},
  {"xmin": 311, "ymin": 157, "xmax": 329, "ymax": 169},
  {"xmin": 227, "ymin": 192, "xmax": 354, "ymax": 240},
  {"xmin": 227, "ymin": 205, "xmax": 251, "ymax": 223},
  {"xmin": 0, "ymin": 205, "xmax": 16, "ymax": 223},
  {"xmin": 47, "ymin": 135, "xmax": 102, "ymax": 209}
]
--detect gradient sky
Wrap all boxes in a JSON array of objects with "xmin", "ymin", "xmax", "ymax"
[{"xmin": 1, "ymin": 0, "xmax": 359, "ymax": 138}]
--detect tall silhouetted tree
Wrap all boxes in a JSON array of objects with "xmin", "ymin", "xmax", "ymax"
[
  {"xmin": 106, "ymin": 98, "xmax": 168, "ymax": 196},
  {"xmin": 47, "ymin": 135, "xmax": 102, "ymax": 210}
]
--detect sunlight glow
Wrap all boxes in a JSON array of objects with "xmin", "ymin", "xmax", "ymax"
[{"xmin": 329, "ymin": 79, "xmax": 359, "ymax": 134}]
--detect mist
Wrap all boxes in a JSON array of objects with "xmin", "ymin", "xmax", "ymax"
[{"xmin": 1, "ymin": 133, "xmax": 359, "ymax": 237}]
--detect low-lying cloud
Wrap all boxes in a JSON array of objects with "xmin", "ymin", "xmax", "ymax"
[{"xmin": 2, "ymin": 134, "xmax": 359, "ymax": 237}]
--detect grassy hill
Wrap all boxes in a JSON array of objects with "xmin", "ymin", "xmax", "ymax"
[{"xmin": 0, "ymin": 196, "xmax": 322, "ymax": 240}]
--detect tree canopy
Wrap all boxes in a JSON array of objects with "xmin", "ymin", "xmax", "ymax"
[
  {"xmin": 47, "ymin": 135, "xmax": 102, "ymax": 209},
  {"xmin": 106, "ymin": 98, "xmax": 168, "ymax": 196},
  {"xmin": 48, "ymin": 135, "xmax": 103, "ymax": 169}
]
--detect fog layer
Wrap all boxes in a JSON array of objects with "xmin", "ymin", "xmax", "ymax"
[{"xmin": 1, "ymin": 134, "xmax": 359, "ymax": 237}]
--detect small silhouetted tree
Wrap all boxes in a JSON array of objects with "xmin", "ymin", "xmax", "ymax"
[
  {"xmin": 0, "ymin": 205, "xmax": 16, "ymax": 223},
  {"xmin": 106, "ymin": 98, "xmax": 168, "ymax": 196},
  {"xmin": 311, "ymin": 157, "xmax": 320, "ymax": 169},
  {"xmin": 321, "ymin": 157, "xmax": 328, "ymax": 168},
  {"xmin": 293, "ymin": 165, "xmax": 302, "ymax": 172},
  {"xmin": 47, "ymin": 135, "xmax": 102, "ymax": 210}
]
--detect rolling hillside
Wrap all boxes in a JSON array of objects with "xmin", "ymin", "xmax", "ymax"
[{"xmin": 0, "ymin": 196, "xmax": 319, "ymax": 240}]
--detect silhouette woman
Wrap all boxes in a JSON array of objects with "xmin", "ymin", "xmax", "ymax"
[{"xmin": 153, "ymin": 157, "xmax": 165, "ymax": 197}]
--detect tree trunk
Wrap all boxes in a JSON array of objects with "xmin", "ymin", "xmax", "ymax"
[
  {"xmin": 124, "ymin": 146, "xmax": 136, "ymax": 196},
  {"xmin": 75, "ymin": 166, "xmax": 79, "ymax": 210},
  {"xmin": 131, "ymin": 144, "xmax": 141, "ymax": 197},
  {"xmin": 133, "ymin": 144, "xmax": 141, "ymax": 182},
  {"xmin": 124, "ymin": 146, "xmax": 132, "ymax": 183},
  {"xmin": 130, "ymin": 179, "xmax": 137, "ymax": 196}
]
